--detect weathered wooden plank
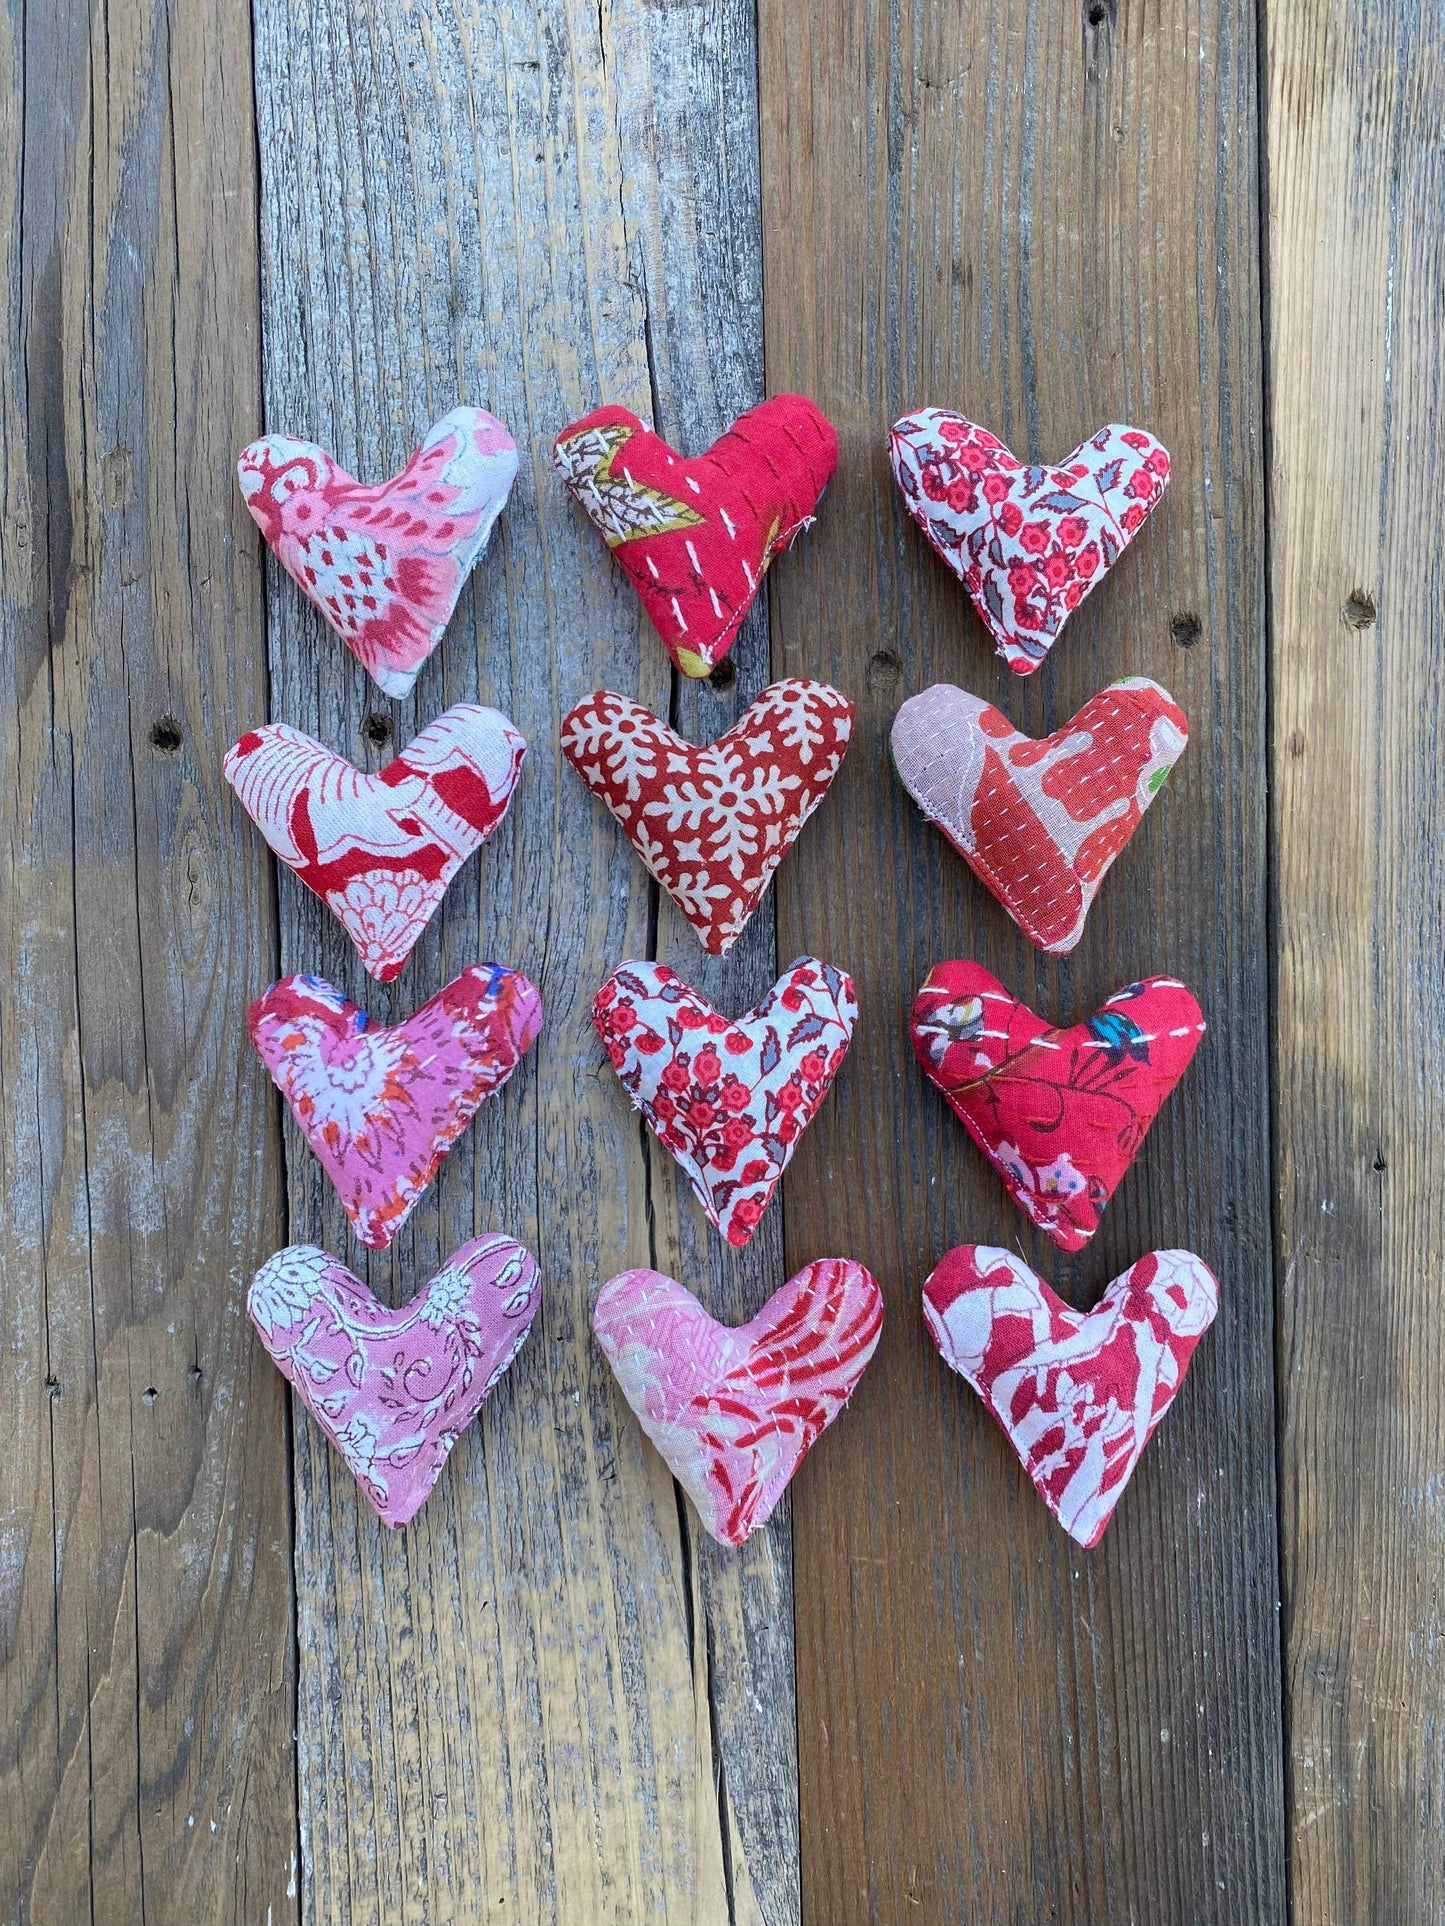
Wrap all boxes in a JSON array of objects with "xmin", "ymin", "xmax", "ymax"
[
  {"xmin": 249, "ymin": 0, "xmax": 794, "ymax": 1919},
  {"xmin": 1265, "ymin": 6, "xmax": 1445, "ymax": 1920},
  {"xmin": 758, "ymin": 3, "xmax": 1285, "ymax": 1920},
  {"xmin": 0, "ymin": 2, "xmax": 299, "ymax": 1922}
]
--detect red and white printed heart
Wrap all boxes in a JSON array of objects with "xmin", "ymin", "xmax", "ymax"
[
  {"xmin": 250, "ymin": 965, "xmax": 543, "ymax": 1250},
  {"xmin": 594, "ymin": 1258, "xmax": 883, "ymax": 1547},
  {"xmin": 225, "ymin": 705, "xmax": 526, "ymax": 982},
  {"xmin": 561, "ymin": 680, "xmax": 854, "ymax": 956},
  {"xmin": 888, "ymin": 412, "xmax": 1170, "ymax": 672},
  {"xmin": 890, "ymin": 679, "xmax": 1187, "ymax": 953},
  {"xmin": 239, "ymin": 407, "xmax": 518, "ymax": 698},
  {"xmin": 592, "ymin": 957, "xmax": 856, "ymax": 1248},
  {"xmin": 922, "ymin": 1244, "xmax": 1217, "ymax": 1547},
  {"xmin": 248, "ymin": 1234, "xmax": 541, "ymax": 1529}
]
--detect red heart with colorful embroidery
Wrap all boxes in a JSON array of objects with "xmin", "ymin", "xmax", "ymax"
[
  {"xmin": 593, "ymin": 1258, "xmax": 883, "ymax": 1546},
  {"xmin": 911, "ymin": 962, "xmax": 1205, "ymax": 1251},
  {"xmin": 250, "ymin": 965, "xmax": 543, "ymax": 1250},
  {"xmin": 890, "ymin": 679, "xmax": 1187, "ymax": 952},
  {"xmin": 922, "ymin": 1244, "xmax": 1217, "ymax": 1546},
  {"xmin": 888, "ymin": 412, "xmax": 1170, "ymax": 673},
  {"xmin": 239, "ymin": 407, "xmax": 519, "ymax": 698},
  {"xmin": 225, "ymin": 705, "xmax": 526, "ymax": 983},
  {"xmin": 561, "ymin": 680, "xmax": 854, "ymax": 956},
  {"xmin": 248, "ymin": 1233, "xmax": 541, "ymax": 1528},
  {"xmin": 554, "ymin": 396, "xmax": 838, "ymax": 678},
  {"xmin": 592, "ymin": 957, "xmax": 856, "ymax": 1249}
]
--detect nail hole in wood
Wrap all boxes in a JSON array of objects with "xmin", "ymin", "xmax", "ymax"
[
  {"xmin": 188, "ymin": 1364, "xmax": 204, "ymax": 1385},
  {"xmin": 142, "ymin": 1386, "xmax": 158, "ymax": 1406},
  {"xmin": 1373, "ymin": 1152, "xmax": 1387, "ymax": 1173},
  {"xmin": 45, "ymin": 1375, "xmax": 60, "ymax": 1400},
  {"xmin": 150, "ymin": 716, "xmax": 182, "ymax": 753},
  {"xmin": 1170, "ymin": 612, "xmax": 1202, "ymax": 648},
  {"xmin": 868, "ymin": 649, "xmax": 904, "ymax": 689},
  {"xmin": 1343, "ymin": 589, "xmax": 1377, "ymax": 630},
  {"xmin": 361, "ymin": 712, "xmax": 393, "ymax": 748},
  {"xmin": 1085, "ymin": 1, "xmax": 1109, "ymax": 26},
  {"xmin": 706, "ymin": 659, "xmax": 737, "ymax": 692}
]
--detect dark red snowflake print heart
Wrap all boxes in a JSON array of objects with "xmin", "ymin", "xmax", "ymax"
[
  {"xmin": 923, "ymin": 1244, "xmax": 1218, "ymax": 1546},
  {"xmin": 561, "ymin": 680, "xmax": 853, "ymax": 955},
  {"xmin": 888, "ymin": 412, "xmax": 1170, "ymax": 673},
  {"xmin": 554, "ymin": 396, "xmax": 838, "ymax": 678},
  {"xmin": 911, "ymin": 961, "xmax": 1204, "ymax": 1251},
  {"xmin": 592, "ymin": 956, "xmax": 856, "ymax": 1248}
]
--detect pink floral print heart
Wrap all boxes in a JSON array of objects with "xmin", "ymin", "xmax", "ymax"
[
  {"xmin": 239, "ymin": 407, "xmax": 519, "ymax": 698},
  {"xmin": 592, "ymin": 957, "xmax": 856, "ymax": 1248},
  {"xmin": 888, "ymin": 412, "xmax": 1170, "ymax": 673},
  {"xmin": 248, "ymin": 1233, "xmax": 541, "ymax": 1529},
  {"xmin": 922, "ymin": 1244, "xmax": 1217, "ymax": 1547},
  {"xmin": 250, "ymin": 965, "xmax": 543, "ymax": 1250},
  {"xmin": 593, "ymin": 1258, "xmax": 883, "ymax": 1546},
  {"xmin": 224, "ymin": 704, "xmax": 526, "ymax": 982}
]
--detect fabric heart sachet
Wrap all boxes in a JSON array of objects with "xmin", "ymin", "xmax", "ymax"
[
  {"xmin": 251, "ymin": 965, "xmax": 543, "ymax": 1250},
  {"xmin": 888, "ymin": 411, "xmax": 1170, "ymax": 673},
  {"xmin": 911, "ymin": 962, "xmax": 1204, "ymax": 1250},
  {"xmin": 554, "ymin": 396, "xmax": 838, "ymax": 678},
  {"xmin": 249, "ymin": 1233, "xmax": 541, "ymax": 1528},
  {"xmin": 225, "ymin": 704, "xmax": 525, "ymax": 982},
  {"xmin": 891, "ymin": 678, "xmax": 1187, "ymax": 953},
  {"xmin": 593, "ymin": 956, "xmax": 856, "ymax": 1248},
  {"xmin": 240, "ymin": 406, "xmax": 518, "ymax": 698},
  {"xmin": 561, "ymin": 679, "xmax": 854, "ymax": 955},
  {"xmin": 922, "ymin": 1244, "xmax": 1218, "ymax": 1546}
]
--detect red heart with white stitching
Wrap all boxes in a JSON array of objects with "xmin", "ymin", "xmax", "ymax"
[
  {"xmin": 888, "ymin": 412, "xmax": 1169, "ymax": 673},
  {"xmin": 239, "ymin": 407, "xmax": 518, "ymax": 698},
  {"xmin": 561, "ymin": 680, "xmax": 853, "ymax": 955},
  {"xmin": 890, "ymin": 679, "xmax": 1187, "ymax": 952},
  {"xmin": 554, "ymin": 396, "xmax": 838, "ymax": 678},
  {"xmin": 923, "ymin": 1244, "xmax": 1218, "ymax": 1547},
  {"xmin": 225, "ymin": 705, "xmax": 525, "ymax": 982},
  {"xmin": 592, "ymin": 957, "xmax": 856, "ymax": 1248},
  {"xmin": 911, "ymin": 961, "xmax": 1204, "ymax": 1252},
  {"xmin": 594, "ymin": 1258, "xmax": 883, "ymax": 1546}
]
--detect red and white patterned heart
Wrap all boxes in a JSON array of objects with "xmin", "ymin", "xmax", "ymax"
[
  {"xmin": 922, "ymin": 1244, "xmax": 1218, "ymax": 1547},
  {"xmin": 592, "ymin": 957, "xmax": 856, "ymax": 1248},
  {"xmin": 593, "ymin": 1258, "xmax": 883, "ymax": 1546},
  {"xmin": 561, "ymin": 680, "xmax": 854, "ymax": 956},
  {"xmin": 888, "ymin": 412, "xmax": 1170, "ymax": 673},
  {"xmin": 239, "ymin": 407, "xmax": 519, "ymax": 698},
  {"xmin": 248, "ymin": 1233, "xmax": 541, "ymax": 1529},
  {"xmin": 891, "ymin": 679, "xmax": 1187, "ymax": 953},
  {"xmin": 225, "ymin": 705, "xmax": 526, "ymax": 982},
  {"xmin": 250, "ymin": 965, "xmax": 543, "ymax": 1250}
]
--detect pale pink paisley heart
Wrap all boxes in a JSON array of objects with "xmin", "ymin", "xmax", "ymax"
[
  {"xmin": 239, "ymin": 406, "xmax": 519, "ymax": 698},
  {"xmin": 249, "ymin": 1234, "xmax": 541, "ymax": 1529},
  {"xmin": 593, "ymin": 1259, "xmax": 883, "ymax": 1546},
  {"xmin": 224, "ymin": 704, "xmax": 526, "ymax": 982},
  {"xmin": 923, "ymin": 1244, "xmax": 1218, "ymax": 1547},
  {"xmin": 250, "ymin": 965, "xmax": 543, "ymax": 1250}
]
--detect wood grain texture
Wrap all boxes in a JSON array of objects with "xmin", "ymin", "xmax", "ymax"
[
  {"xmin": 248, "ymin": 0, "xmax": 794, "ymax": 1919},
  {"xmin": 1265, "ymin": 5, "xmax": 1445, "ymax": 1920},
  {"xmin": 0, "ymin": 1, "xmax": 299, "ymax": 1922},
  {"xmin": 758, "ymin": 2, "xmax": 1286, "ymax": 1920}
]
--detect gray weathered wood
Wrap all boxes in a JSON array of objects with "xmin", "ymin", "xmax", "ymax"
[
  {"xmin": 249, "ymin": 0, "xmax": 795, "ymax": 1918},
  {"xmin": 0, "ymin": 1, "xmax": 299, "ymax": 1920}
]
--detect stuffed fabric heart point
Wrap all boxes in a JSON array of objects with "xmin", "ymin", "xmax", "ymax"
[
  {"xmin": 923, "ymin": 1244, "xmax": 1217, "ymax": 1546},
  {"xmin": 891, "ymin": 679, "xmax": 1187, "ymax": 952},
  {"xmin": 911, "ymin": 960, "xmax": 1204, "ymax": 1250},
  {"xmin": 239, "ymin": 406, "xmax": 518, "ymax": 697},
  {"xmin": 250, "ymin": 965, "xmax": 543, "ymax": 1249},
  {"xmin": 554, "ymin": 395, "xmax": 839, "ymax": 677},
  {"xmin": 225, "ymin": 704, "xmax": 526, "ymax": 981},
  {"xmin": 592, "ymin": 956, "xmax": 857, "ymax": 1248},
  {"xmin": 594, "ymin": 1259, "xmax": 883, "ymax": 1547},
  {"xmin": 561, "ymin": 681, "xmax": 854, "ymax": 955},
  {"xmin": 248, "ymin": 1234, "xmax": 541, "ymax": 1529},
  {"xmin": 888, "ymin": 411, "xmax": 1170, "ymax": 673}
]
